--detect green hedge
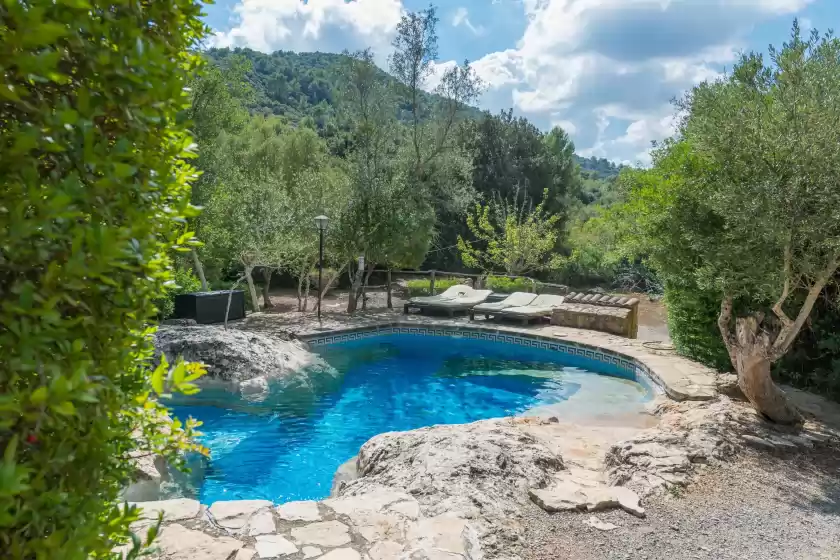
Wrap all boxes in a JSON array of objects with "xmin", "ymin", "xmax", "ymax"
[
  {"xmin": 485, "ymin": 276, "xmax": 537, "ymax": 293},
  {"xmin": 0, "ymin": 1, "xmax": 208, "ymax": 558},
  {"xmin": 664, "ymin": 281, "xmax": 733, "ymax": 372},
  {"xmin": 405, "ymin": 278, "xmax": 463, "ymax": 297},
  {"xmin": 665, "ymin": 279, "xmax": 840, "ymax": 402}
]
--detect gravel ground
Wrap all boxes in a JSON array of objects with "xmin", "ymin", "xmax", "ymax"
[{"xmin": 522, "ymin": 446, "xmax": 840, "ymax": 560}]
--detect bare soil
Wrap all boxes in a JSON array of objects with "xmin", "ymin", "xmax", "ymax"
[{"xmin": 522, "ymin": 445, "xmax": 840, "ymax": 560}]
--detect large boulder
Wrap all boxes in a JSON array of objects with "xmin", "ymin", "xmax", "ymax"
[
  {"xmin": 337, "ymin": 418, "xmax": 564, "ymax": 556},
  {"xmin": 154, "ymin": 325, "xmax": 337, "ymax": 403}
]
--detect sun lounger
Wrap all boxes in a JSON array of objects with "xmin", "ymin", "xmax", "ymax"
[
  {"xmin": 403, "ymin": 285, "xmax": 474, "ymax": 314},
  {"xmin": 497, "ymin": 294, "xmax": 566, "ymax": 324},
  {"xmin": 469, "ymin": 292, "xmax": 537, "ymax": 320},
  {"xmin": 420, "ymin": 290, "xmax": 492, "ymax": 316}
]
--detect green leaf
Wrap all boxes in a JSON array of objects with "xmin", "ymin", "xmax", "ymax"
[
  {"xmin": 52, "ymin": 401, "xmax": 76, "ymax": 416},
  {"xmin": 150, "ymin": 362, "xmax": 166, "ymax": 395},
  {"xmin": 3, "ymin": 435, "xmax": 18, "ymax": 464},
  {"xmin": 171, "ymin": 361, "xmax": 186, "ymax": 386},
  {"xmin": 30, "ymin": 387, "xmax": 48, "ymax": 405}
]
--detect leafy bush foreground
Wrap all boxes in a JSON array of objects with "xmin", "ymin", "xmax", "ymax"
[{"xmin": 0, "ymin": 1, "xmax": 209, "ymax": 558}]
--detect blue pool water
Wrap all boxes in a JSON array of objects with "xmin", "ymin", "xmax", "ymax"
[{"xmin": 173, "ymin": 334, "xmax": 653, "ymax": 504}]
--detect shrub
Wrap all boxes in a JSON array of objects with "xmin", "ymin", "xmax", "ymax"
[
  {"xmin": 776, "ymin": 290, "xmax": 840, "ymax": 401},
  {"xmin": 0, "ymin": 1, "xmax": 208, "ymax": 558},
  {"xmin": 156, "ymin": 267, "xmax": 205, "ymax": 319},
  {"xmin": 665, "ymin": 278, "xmax": 840, "ymax": 402},
  {"xmin": 485, "ymin": 276, "xmax": 536, "ymax": 293},
  {"xmin": 664, "ymin": 281, "xmax": 733, "ymax": 373},
  {"xmin": 405, "ymin": 278, "xmax": 463, "ymax": 297}
]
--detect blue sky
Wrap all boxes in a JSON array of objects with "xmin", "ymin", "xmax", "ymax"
[{"xmin": 205, "ymin": 0, "xmax": 835, "ymax": 165}]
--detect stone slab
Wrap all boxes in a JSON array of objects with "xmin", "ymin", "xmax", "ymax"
[
  {"xmin": 275, "ymin": 500, "xmax": 322, "ymax": 522},
  {"xmin": 301, "ymin": 546, "xmax": 323, "ymax": 558},
  {"xmin": 255, "ymin": 534, "xmax": 297, "ymax": 558},
  {"xmin": 131, "ymin": 498, "xmax": 201, "ymax": 525},
  {"xmin": 209, "ymin": 500, "xmax": 273, "ymax": 530},
  {"xmin": 290, "ymin": 520, "xmax": 352, "ymax": 547},
  {"xmin": 318, "ymin": 549, "xmax": 362, "ymax": 560},
  {"xmin": 154, "ymin": 524, "xmax": 242, "ymax": 560},
  {"xmin": 247, "ymin": 509, "xmax": 277, "ymax": 536}
]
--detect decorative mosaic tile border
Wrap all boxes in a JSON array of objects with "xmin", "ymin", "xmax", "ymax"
[{"xmin": 302, "ymin": 324, "xmax": 662, "ymax": 394}]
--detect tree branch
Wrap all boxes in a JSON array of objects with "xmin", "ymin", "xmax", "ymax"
[
  {"xmin": 771, "ymin": 242, "xmax": 794, "ymax": 330},
  {"xmin": 770, "ymin": 255, "xmax": 839, "ymax": 361}
]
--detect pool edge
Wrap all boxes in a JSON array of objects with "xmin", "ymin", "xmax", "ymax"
[{"xmin": 299, "ymin": 321, "xmax": 675, "ymax": 398}]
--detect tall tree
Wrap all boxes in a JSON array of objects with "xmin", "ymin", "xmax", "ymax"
[
  {"xmin": 185, "ymin": 54, "xmax": 253, "ymax": 289},
  {"xmin": 622, "ymin": 22, "xmax": 840, "ymax": 423},
  {"xmin": 390, "ymin": 7, "xmax": 481, "ymax": 174},
  {"xmin": 388, "ymin": 5, "xmax": 481, "ymax": 273},
  {"xmin": 461, "ymin": 111, "xmax": 577, "ymax": 213},
  {"xmin": 337, "ymin": 49, "xmax": 429, "ymax": 312}
]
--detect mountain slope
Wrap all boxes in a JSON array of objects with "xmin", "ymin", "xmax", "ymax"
[
  {"xmin": 207, "ymin": 47, "xmax": 483, "ymax": 127},
  {"xmin": 207, "ymin": 48, "xmax": 622, "ymax": 180}
]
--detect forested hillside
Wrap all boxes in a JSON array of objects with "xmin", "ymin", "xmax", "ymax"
[
  {"xmin": 206, "ymin": 48, "xmax": 484, "ymax": 129},
  {"xmin": 207, "ymin": 48, "xmax": 618, "ymax": 179},
  {"xmin": 202, "ymin": 47, "xmax": 619, "ymax": 272}
]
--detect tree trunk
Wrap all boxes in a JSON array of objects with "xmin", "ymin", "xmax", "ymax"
[
  {"xmin": 303, "ymin": 272, "xmax": 311, "ymax": 312},
  {"xmin": 732, "ymin": 315, "xmax": 803, "ymax": 425},
  {"xmin": 244, "ymin": 265, "xmax": 260, "ymax": 313},
  {"xmin": 191, "ymin": 249, "xmax": 208, "ymax": 291},
  {"xmin": 296, "ymin": 265, "xmax": 306, "ymax": 311},
  {"xmin": 321, "ymin": 263, "xmax": 345, "ymax": 305},
  {"xmin": 261, "ymin": 268, "xmax": 274, "ymax": 309},
  {"xmin": 359, "ymin": 262, "xmax": 374, "ymax": 311},
  {"xmin": 347, "ymin": 261, "xmax": 365, "ymax": 314},
  {"xmin": 386, "ymin": 269, "xmax": 392, "ymax": 309}
]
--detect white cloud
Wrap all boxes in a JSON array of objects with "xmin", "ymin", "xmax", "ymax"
[
  {"xmin": 210, "ymin": 0, "xmax": 814, "ymax": 163},
  {"xmin": 551, "ymin": 118, "xmax": 577, "ymax": 135},
  {"xmin": 451, "ymin": 7, "xmax": 486, "ymax": 36},
  {"xmin": 211, "ymin": 0, "xmax": 404, "ymax": 55},
  {"xmin": 425, "ymin": 60, "xmax": 458, "ymax": 92},
  {"xmin": 460, "ymin": 0, "xmax": 812, "ymax": 163}
]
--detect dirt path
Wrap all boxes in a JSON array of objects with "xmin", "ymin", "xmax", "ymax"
[{"xmin": 522, "ymin": 446, "xmax": 840, "ymax": 560}]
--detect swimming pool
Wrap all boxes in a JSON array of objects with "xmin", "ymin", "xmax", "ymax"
[{"xmin": 173, "ymin": 333, "xmax": 655, "ymax": 504}]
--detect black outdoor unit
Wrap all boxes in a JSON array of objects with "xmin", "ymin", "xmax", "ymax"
[{"xmin": 173, "ymin": 290, "xmax": 246, "ymax": 324}]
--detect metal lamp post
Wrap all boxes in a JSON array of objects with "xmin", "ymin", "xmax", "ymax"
[{"xmin": 314, "ymin": 215, "xmax": 329, "ymax": 322}]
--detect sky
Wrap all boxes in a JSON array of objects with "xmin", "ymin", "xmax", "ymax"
[{"xmin": 204, "ymin": 0, "xmax": 836, "ymax": 166}]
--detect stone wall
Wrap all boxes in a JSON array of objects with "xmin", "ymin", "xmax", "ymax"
[{"xmin": 550, "ymin": 303, "xmax": 632, "ymax": 337}]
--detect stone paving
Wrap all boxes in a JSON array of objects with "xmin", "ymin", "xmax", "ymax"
[
  {"xmin": 234, "ymin": 309, "xmax": 718, "ymax": 401},
  {"xmin": 132, "ymin": 487, "xmax": 474, "ymax": 560}
]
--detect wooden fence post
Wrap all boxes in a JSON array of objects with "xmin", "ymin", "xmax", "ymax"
[
  {"xmin": 430, "ymin": 270, "xmax": 436, "ymax": 295},
  {"xmin": 386, "ymin": 269, "xmax": 393, "ymax": 309}
]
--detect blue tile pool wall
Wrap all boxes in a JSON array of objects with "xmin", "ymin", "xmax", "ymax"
[{"xmin": 304, "ymin": 325, "xmax": 663, "ymax": 396}]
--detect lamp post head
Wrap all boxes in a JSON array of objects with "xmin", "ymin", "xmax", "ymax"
[{"xmin": 314, "ymin": 215, "xmax": 329, "ymax": 231}]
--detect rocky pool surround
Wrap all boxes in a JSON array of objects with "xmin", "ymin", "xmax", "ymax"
[{"xmin": 144, "ymin": 316, "xmax": 811, "ymax": 559}]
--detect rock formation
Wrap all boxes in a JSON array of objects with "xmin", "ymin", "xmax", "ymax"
[{"xmin": 153, "ymin": 325, "xmax": 337, "ymax": 403}]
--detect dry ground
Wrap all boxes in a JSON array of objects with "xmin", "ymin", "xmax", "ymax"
[{"xmin": 522, "ymin": 446, "xmax": 840, "ymax": 560}]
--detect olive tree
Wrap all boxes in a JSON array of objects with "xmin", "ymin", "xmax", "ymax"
[{"xmin": 675, "ymin": 22, "xmax": 840, "ymax": 423}]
